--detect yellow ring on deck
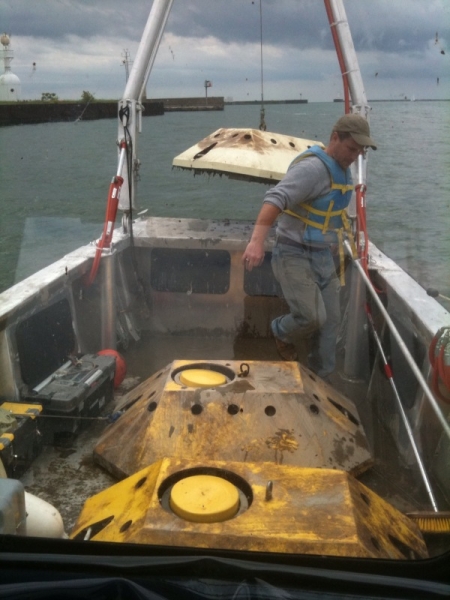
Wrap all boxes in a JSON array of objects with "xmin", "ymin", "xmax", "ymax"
[
  {"xmin": 179, "ymin": 369, "xmax": 227, "ymax": 388},
  {"xmin": 169, "ymin": 475, "xmax": 240, "ymax": 523}
]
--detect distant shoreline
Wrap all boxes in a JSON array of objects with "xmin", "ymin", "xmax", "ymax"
[
  {"xmin": 335, "ymin": 98, "xmax": 450, "ymax": 103},
  {"xmin": 1, "ymin": 97, "xmax": 448, "ymax": 107},
  {"xmin": 0, "ymin": 97, "xmax": 223, "ymax": 127},
  {"xmin": 1, "ymin": 96, "xmax": 449, "ymax": 126},
  {"xmin": 225, "ymin": 99, "xmax": 308, "ymax": 105}
]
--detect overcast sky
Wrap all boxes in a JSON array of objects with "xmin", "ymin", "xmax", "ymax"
[{"xmin": 1, "ymin": 0, "xmax": 449, "ymax": 102}]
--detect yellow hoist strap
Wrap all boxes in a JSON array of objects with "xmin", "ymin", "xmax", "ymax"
[{"xmin": 283, "ymin": 204, "xmax": 357, "ymax": 285}]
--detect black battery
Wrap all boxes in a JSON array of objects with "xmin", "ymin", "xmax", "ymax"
[
  {"xmin": 0, "ymin": 402, "xmax": 43, "ymax": 478},
  {"xmin": 22, "ymin": 354, "xmax": 115, "ymax": 443}
]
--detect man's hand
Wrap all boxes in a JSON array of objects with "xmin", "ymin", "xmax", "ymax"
[
  {"xmin": 242, "ymin": 240, "xmax": 265, "ymax": 271},
  {"xmin": 241, "ymin": 203, "xmax": 281, "ymax": 271}
]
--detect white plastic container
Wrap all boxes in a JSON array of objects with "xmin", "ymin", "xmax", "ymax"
[{"xmin": 0, "ymin": 478, "xmax": 26, "ymax": 535}]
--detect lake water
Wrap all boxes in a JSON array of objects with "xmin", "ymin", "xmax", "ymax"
[{"xmin": 1, "ymin": 101, "xmax": 449, "ymax": 300}]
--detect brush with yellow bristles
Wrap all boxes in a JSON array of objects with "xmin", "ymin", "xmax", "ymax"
[{"xmin": 407, "ymin": 511, "xmax": 450, "ymax": 534}]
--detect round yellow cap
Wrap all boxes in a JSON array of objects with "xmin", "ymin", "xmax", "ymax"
[
  {"xmin": 170, "ymin": 475, "xmax": 240, "ymax": 523},
  {"xmin": 179, "ymin": 369, "xmax": 227, "ymax": 388}
]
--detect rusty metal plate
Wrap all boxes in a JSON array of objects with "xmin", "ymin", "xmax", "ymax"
[{"xmin": 71, "ymin": 457, "xmax": 427, "ymax": 559}]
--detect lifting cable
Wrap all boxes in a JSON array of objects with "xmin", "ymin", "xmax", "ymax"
[
  {"xmin": 118, "ymin": 102, "xmax": 151, "ymax": 308},
  {"xmin": 258, "ymin": 0, "xmax": 266, "ymax": 131},
  {"xmin": 6, "ymin": 411, "xmax": 124, "ymax": 424}
]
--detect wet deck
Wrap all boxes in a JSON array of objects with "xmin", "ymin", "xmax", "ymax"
[{"xmin": 20, "ymin": 333, "xmax": 438, "ymax": 539}]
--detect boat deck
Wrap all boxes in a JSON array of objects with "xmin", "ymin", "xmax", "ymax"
[{"xmin": 20, "ymin": 331, "xmax": 447, "ymax": 554}]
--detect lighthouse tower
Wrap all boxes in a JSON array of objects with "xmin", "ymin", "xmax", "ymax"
[{"xmin": 0, "ymin": 34, "xmax": 21, "ymax": 101}]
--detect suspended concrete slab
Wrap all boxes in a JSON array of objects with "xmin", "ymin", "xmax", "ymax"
[{"xmin": 172, "ymin": 128, "xmax": 325, "ymax": 184}]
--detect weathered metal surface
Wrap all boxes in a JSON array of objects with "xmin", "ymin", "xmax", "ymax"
[
  {"xmin": 94, "ymin": 360, "xmax": 372, "ymax": 479},
  {"xmin": 71, "ymin": 457, "xmax": 428, "ymax": 559},
  {"xmin": 172, "ymin": 128, "xmax": 324, "ymax": 183}
]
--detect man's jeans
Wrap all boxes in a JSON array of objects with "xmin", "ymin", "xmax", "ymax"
[{"xmin": 271, "ymin": 242, "xmax": 341, "ymax": 377}]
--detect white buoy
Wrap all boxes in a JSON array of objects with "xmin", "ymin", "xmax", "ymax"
[
  {"xmin": 24, "ymin": 492, "xmax": 67, "ymax": 538},
  {"xmin": 0, "ymin": 457, "xmax": 67, "ymax": 538}
]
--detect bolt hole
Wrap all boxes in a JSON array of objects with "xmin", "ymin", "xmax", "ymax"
[
  {"xmin": 191, "ymin": 404, "xmax": 203, "ymax": 415},
  {"xmin": 72, "ymin": 515, "xmax": 114, "ymax": 541},
  {"xmin": 388, "ymin": 534, "xmax": 419, "ymax": 559},
  {"xmin": 265, "ymin": 405, "xmax": 276, "ymax": 416},
  {"xmin": 360, "ymin": 492, "xmax": 370, "ymax": 506},
  {"xmin": 228, "ymin": 404, "xmax": 240, "ymax": 415},
  {"xmin": 309, "ymin": 404, "xmax": 319, "ymax": 415},
  {"xmin": 147, "ymin": 401, "xmax": 157, "ymax": 412},
  {"xmin": 327, "ymin": 398, "xmax": 359, "ymax": 426},
  {"xmin": 135, "ymin": 477, "xmax": 147, "ymax": 490},
  {"xmin": 120, "ymin": 520, "xmax": 132, "ymax": 533},
  {"xmin": 371, "ymin": 536, "xmax": 380, "ymax": 551}
]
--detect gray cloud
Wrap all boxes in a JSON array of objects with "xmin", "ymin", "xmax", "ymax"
[
  {"xmin": 2, "ymin": 0, "xmax": 148, "ymax": 40},
  {"xmin": 4, "ymin": 0, "xmax": 448, "ymax": 54},
  {"xmin": 2, "ymin": 0, "xmax": 448, "ymax": 102}
]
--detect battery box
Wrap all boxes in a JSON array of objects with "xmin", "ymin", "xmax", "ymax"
[
  {"xmin": 0, "ymin": 402, "xmax": 43, "ymax": 478},
  {"xmin": 22, "ymin": 354, "xmax": 115, "ymax": 443}
]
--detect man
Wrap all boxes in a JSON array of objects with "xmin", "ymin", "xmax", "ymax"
[{"xmin": 242, "ymin": 113, "xmax": 377, "ymax": 378}]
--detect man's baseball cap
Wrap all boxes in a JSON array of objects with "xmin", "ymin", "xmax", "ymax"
[{"xmin": 333, "ymin": 114, "xmax": 377, "ymax": 150}]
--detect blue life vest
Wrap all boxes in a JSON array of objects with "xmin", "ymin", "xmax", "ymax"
[{"xmin": 283, "ymin": 145, "xmax": 354, "ymax": 244}]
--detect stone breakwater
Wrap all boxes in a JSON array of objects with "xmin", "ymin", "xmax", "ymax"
[
  {"xmin": 0, "ymin": 97, "xmax": 224, "ymax": 127},
  {"xmin": 0, "ymin": 100, "xmax": 162, "ymax": 127}
]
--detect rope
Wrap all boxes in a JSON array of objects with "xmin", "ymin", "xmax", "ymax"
[{"xmin": 8, "ymin": 411, "xmax": 124, "ymax": 424}]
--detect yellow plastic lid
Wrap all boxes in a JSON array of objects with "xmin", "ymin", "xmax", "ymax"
[
  {"xmin": 179, "ymin": 369, "xmax": 227, "ymax": 388},
  {"xmin": 169, "ymin": 474, "xmax": 240, "ymax": 523}
]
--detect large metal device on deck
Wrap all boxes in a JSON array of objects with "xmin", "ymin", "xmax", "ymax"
[
  {"xmin": 95, "ymin": 359, "xmax": 372, "ymax": 478},
  {"xmin": 72, "ymin": 457, "xmax": 427, "ymax": 559},
  {"xmin": 76, "ymin": 358, "xmax": 429, "ymax": 558}
]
